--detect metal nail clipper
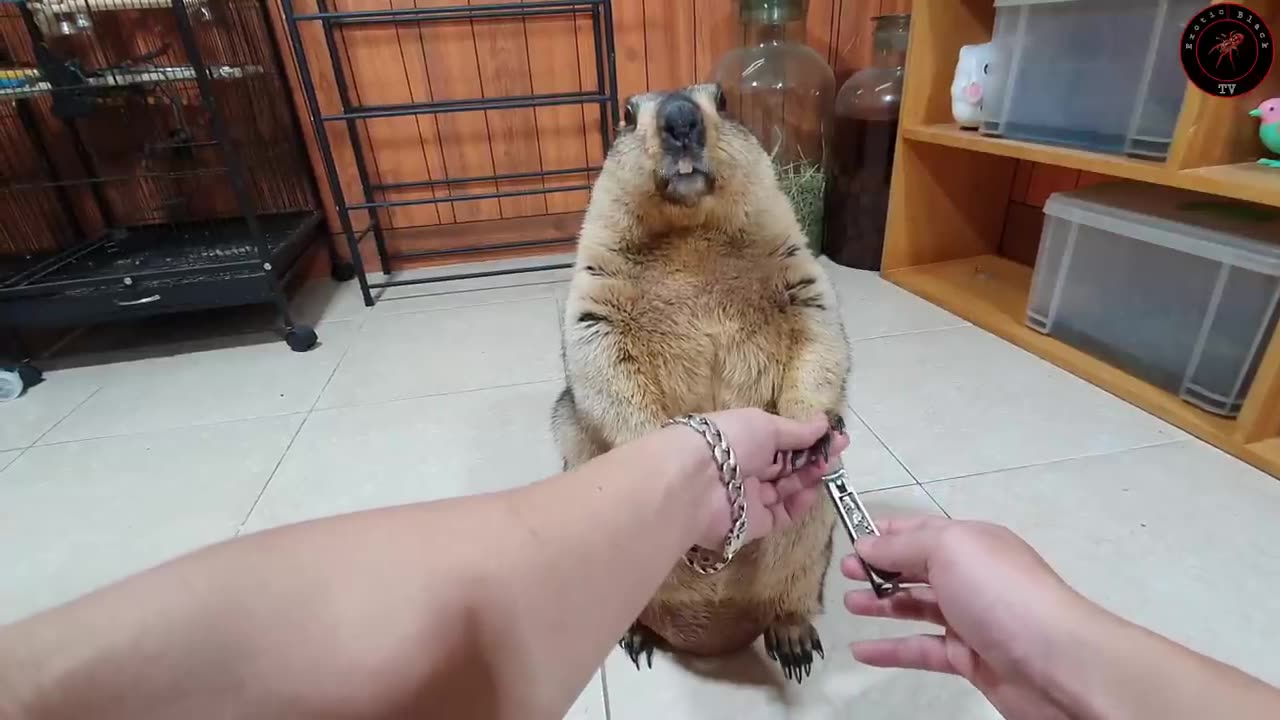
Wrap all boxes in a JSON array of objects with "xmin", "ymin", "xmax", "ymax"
[{"xmin": 823, "ymin": 469, "xmax": 902, "ymax": 599}]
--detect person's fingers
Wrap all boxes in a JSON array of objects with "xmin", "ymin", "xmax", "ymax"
[
  {"xmin": 840, "ymin": 552, "xmax": 927, "ymax": 585},
  {"xmin": 757, "ymin": 482, "xmax": 779, "ymax": 507},
  {"xmin": 876, "ymin": 514, "xmax": 949, "ymax": 536},
  {"xmin": 764, "ymin": 434, "xmax": 852, "ymax": 495},
  {"xmin": 844, "ymin": 587, "xmax": 945, "ymax": 626},
  {"xmin": 850, "ymin": 635, "xmax": 965, "ymax": 676},
  {"xmin": 741, "ymin": 478, "xmax": 775, "ymax": 542},
  {"xmin": 780, "ymin": 486, "xmax": 820, "ymax": 521},
  {"xmin": 771, "ymin": 412, "xmax": 833, "ymax": 451},
  {"xmin": 851, "ymin": 525, "xmax": 943, "ymax": 581},
  {"xmin": 770, "ymin": 472, "xmax": 811, "ymax": 499}
]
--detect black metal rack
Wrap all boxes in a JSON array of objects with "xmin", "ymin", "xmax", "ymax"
[
  {"xmin": 0, "ymin": 0, "xmax": 336, "ymax": 371},
  {"xmin": 281, "ymin": 0, "xmax": 619, "ymax": 306}
]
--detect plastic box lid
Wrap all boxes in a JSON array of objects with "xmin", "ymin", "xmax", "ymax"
[{"xmin": 1043, "ymin": 182, "xmax": 1280, "ymax": 277}]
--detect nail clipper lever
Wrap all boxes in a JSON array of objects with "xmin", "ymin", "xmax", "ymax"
[{"xmin": 824, "ymin": 469, "xmax": 902, "ymax": 599}]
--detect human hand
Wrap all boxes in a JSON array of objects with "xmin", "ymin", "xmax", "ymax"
[
  {"xmin": 842, "ymin": 516, "xmax": 1096, "ymax": 720},
  {"xmin": 690, "ymin": 408, "xmax": 849, "ymax": 549}
]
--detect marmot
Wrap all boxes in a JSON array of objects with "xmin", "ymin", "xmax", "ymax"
[{"xmin": 552, "ymin": 83, "xmax": 850, "ymax": 682}]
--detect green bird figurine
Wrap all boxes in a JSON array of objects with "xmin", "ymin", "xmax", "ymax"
[{"xmin": 1251, "ymin": 98, "xmax": 1280, "ymax": 168}]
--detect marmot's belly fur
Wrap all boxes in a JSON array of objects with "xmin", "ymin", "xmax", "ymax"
[{"xmin": 554, "ymin": 240, "xmax": 847, "ymax": 671}]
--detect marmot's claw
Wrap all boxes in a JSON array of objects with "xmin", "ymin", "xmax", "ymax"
[
  {"xmin": 789, "ymin": 449, "xmax": 807, "ymax": 472},
  {"xmin": 764, "ymin": 622, "xmax": 822, "ymax": 685},
  {"xmin": 784, "ymin": 413, "xmax": 848, "ymax": 476},
  {"xmin": 620, "ymin": 622, "xmax": 659, "ymax": 671}
]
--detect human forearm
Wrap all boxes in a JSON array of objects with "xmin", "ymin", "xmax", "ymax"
[
  {"xmin": 1045, "ymin": 600, "xmax": 1280, "ymax": 720},
  {"xmin": 0, "ymin": 426, "xmax": 721, "ymax": 720},
  {"xmin": 467, "ymin": 425, "xmax": 718, "ymax": 716},
  {"xmin": 2, "ymin": 504, "xmax": 488, "ymax": 720}
]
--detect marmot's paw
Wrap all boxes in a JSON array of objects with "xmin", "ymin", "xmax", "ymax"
[
  {"xmin": 775, "ymin": 413, "xmax": 846, "ymax": 474},
  {"xmin": 764, "ymin": 622, "xmax": 824, "ymax": 683},
  {"xmin": 619, "ymin": 622, "xmax": 658, "ymax": 670}
]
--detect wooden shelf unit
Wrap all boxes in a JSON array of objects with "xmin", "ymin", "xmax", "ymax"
[{"xmin": 884, "ymin": 0, "xmax": 1280, "ymax": 477}]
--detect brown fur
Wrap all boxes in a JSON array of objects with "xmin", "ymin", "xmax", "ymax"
[{"xmin": 552, "ymin": 84, "xmax": 850, "ymax": 658}]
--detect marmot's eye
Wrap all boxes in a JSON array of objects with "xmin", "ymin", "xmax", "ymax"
[
  {"xmin": 623, "ymin": 102, "xmax": 637, "ymax": 129},
  {"xmin": 716, "ymin": 88, "xmax": 728, "ymax": 113}
]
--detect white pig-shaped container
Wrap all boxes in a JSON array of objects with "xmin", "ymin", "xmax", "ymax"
[{"xmin": 951, "ymin": 42, "xmax": 993, "ymax": 129}]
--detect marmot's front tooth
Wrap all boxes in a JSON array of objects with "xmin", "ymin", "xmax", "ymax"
[{"xmin": 676, "ymin": 158, "xmax": 693, "ymax": 174}]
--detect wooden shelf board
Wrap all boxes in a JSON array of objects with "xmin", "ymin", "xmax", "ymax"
[
  {"xmin": 1182, "ymin": 162, "xmax": 1280, "ymax": 208},
  {"xmin": 902, "ymin": 124, "xmax": 1280, "ymax": 209},
  {"xmin": 1245, "ymin": 438, "xmax": 1280, "ymax": 470},
  {"xmin": 883, "ymin": 254, "xmax": 1244, "ymax": 447}
]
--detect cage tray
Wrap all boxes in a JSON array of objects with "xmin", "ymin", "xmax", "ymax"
[{"xmin": 2, "ymin": 210, "xmax": 320, "ymax": 294}]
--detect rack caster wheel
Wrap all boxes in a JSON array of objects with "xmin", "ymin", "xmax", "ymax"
[
  {"xmin": 331, "ymin": 261, "xmax": 356, "ymax": 282},
  {"xmin": 285, "ymin": 326, "xmax": 318, "ymax": 352},
  {"xmin": 0, "ymin": 363, "xmax": 42, "ymax": 401}
]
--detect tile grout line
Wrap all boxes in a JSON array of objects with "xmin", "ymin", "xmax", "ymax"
[
  {"xmin": 917, "ymin": 483, "xmax": 954, "ymax": 519},
  {"xmin": 844, "ymin": 401, "xmax": 952, "ymax": 516},
  {"xmin": 308, "ymin": 336, "xmax": 356, "ymax": 413},
  {"xmin": 915, "ymin": 437, "xmax": 1193, "ymax": 489},
  {"xmin": 235, "ymin": 413, "xmax": 309, "ymax": 535},
  {"xmin": 847, "ymin": 321, "xmax": 973, "ymax": 345},
  {"xmin": 599, "ymin": 665, "xmax": 613, "ymax": 720},
  {"xmin": 25, "ymin": 374, "xmax": 564, "ymax": 451},
  {"xmin": 845, "ymin": 402, "xmax": 952, "ymax": 517},
  {"xmin": 28, "ymin": 384, "xmax": 104, "ymax": 448},
  {"xmin": 845, "ymin": 401, "xmax": 924, "ymax": 487},
  {"xmin": 0, "ymin": 446, "xmax": 26, "ymax": 474},
  {"xmin": 313, "ymin": 376, "xmax": 565, "ymax": 414},
  {"xmin": 860, "ymin": 481, "xmax": 924, "ymax": 496},
  {"xmin": 29, "ymin": 410, "xmax": 312, "ymax": 449}
]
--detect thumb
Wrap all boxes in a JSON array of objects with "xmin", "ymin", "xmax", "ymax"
[
  {"xmin": 772, "ymin": 412, "xmax": 831, "ymax": 451},
  {"xmin": 853, "ymin": 529, "xmax": 939, "ymax": 583}
]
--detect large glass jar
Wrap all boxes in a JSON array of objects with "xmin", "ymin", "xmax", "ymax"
[
  {"xmin": 713, "ymin": 0, "xmax": 835, "ymax": 255},
  {"xmin": 823, "ymin": 14, "xmax": 910, "ymax": 271}
]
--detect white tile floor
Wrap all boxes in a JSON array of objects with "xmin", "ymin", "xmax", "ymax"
[{"xmin": 3, "ymin": 256, "xmax": 1279, "ymax": 719}]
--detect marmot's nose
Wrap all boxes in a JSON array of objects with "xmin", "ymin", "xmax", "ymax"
[{"xmin": 659, "ymin": 94, "xmax": 705, "ymax": 152}]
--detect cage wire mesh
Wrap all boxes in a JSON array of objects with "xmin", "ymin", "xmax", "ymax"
[{"xmin": 0, "ymin": 0, "xmax": 314, "ymax": 285}]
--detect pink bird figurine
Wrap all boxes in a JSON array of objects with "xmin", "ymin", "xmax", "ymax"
[{"xmin": 1250, "ymin": 98, "xmax": 1280, "ymax": 168}]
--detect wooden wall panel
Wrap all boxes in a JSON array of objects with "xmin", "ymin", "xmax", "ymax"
[
  {"xmin": 575, "ymin": 10, "xmax": 607, "ymax": 171},
  {"xmin": 832, "ymin": 0, "xmax": 877, "ymax": 83},
  {"xmin": 526, "ymin": 9, "xmax": 591, "ymax": 213},
  {"xmin": 472, "ymin": 0, "xmax": 546, "ymax": 218},
  {"xmin": 339, "ymin": 0, "xmax": 441, "ymax": 228},
  {"xmin": 412, "ymin": 1, "xmax": 501, "ymax": 222},
  {"xmin": 393, "ymin": 0, "xmax": 455, "ymax": 224},
  {"xmin": 643, "ymin": 0, "xmax": 697, "ymax": 92},
  {"xmin": 612, "ymin": 0, "xmax": 648, "ymax": 101},
  {"xmin": 802, "ymin": 0, "xmax": 838, "ymax": 63},
  {"xmin": 272, "ymin": 0, "xmax": 372, "ymax": 233},
  {"xmin": 693, "ymin": 0, "xmax": 739, "ymax": 82}
]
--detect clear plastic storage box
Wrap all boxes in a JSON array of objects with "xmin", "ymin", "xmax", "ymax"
[
  {"xmin": 1028, "ymin": 183, "xmax": 1280, "ymax": 417},
  {"xmin": 981, "ymin": 0, "xmax": 1201, "ymax": 159}
]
